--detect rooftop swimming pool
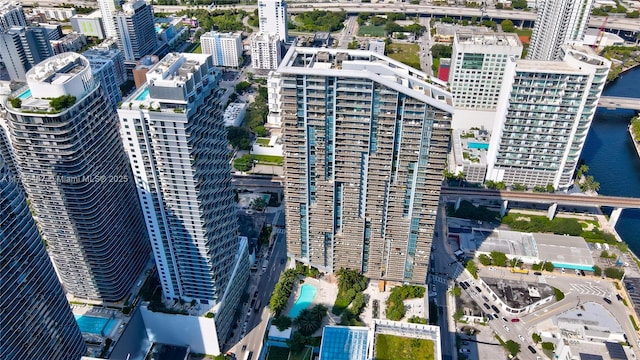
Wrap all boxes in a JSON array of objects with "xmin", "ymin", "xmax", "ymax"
[
  {"xmin": 17, "ymin": 89, "xmax": 31, "ymax": 100},
  {"xmin": 468, "ymin": 142, "xmax": 489, "ymax": 150},
  {"xmin": 135, "ymin": 88, "xmax": 150, "ymax": 101},
  {"xmin": 74, "ymin": 315, "xmax": 118, "ymax": 336},
  {"xmin": 288, "ymin": 283, "xmax": 317, "ymax": 318}
]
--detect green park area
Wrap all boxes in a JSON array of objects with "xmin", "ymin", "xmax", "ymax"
[
  {"xmin": 375, "ymin": 334, "xmax": 435, "ymax": 360},
  {"xmin": 358, "ymin": 25, "xmax": 386, "ymax": 37},
  {"xmin": 386, "ymin": 44, "xmax": 421, "ymax": 70}
]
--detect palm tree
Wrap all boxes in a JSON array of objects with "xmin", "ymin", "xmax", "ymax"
[{"xmin": 294, "ymin": 309, "xmax": 321, "ymax": 336}]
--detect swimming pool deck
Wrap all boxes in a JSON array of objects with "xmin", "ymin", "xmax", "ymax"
[{"xmin": 283, "ymin": 276, "xmax": 341, "ymax": 335}]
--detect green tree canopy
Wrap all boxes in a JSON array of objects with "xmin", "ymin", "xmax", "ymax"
[{"xmin": 501, "ymin": 19, "xmax": 516, "ymax": 32}]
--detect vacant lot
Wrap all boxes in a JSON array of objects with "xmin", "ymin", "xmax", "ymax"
[
  {"xmin": 376, "ymin": 334, "xmax": 435, "ymax": 360},
  {"xmin": 386, "ymin": 43, "xmax": 421, "ymax": 69}
]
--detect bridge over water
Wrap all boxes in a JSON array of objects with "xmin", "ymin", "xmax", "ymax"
[{"xmin": 598, "ymin": 96, "xmax": 640, "ymax": 111}]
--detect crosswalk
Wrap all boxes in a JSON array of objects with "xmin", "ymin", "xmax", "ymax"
[
  {"xmin": 570, "ymin": 283, "xmax": 607, "ymax": 296},
  {"xmin": 431, "ymin": 275, "xmax": 448, "ymax": 285}
]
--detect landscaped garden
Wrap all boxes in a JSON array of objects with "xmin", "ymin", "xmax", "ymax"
[{"xmin": 375, "ymin": 334, "xmax": 435, "ymax": 360}]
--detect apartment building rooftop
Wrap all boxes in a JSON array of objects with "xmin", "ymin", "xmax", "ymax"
[
  {"xmin": 514, "ymin": 58, "xmax": 583, "ymax": 73},
  {"xmin": 455, "ymin": 32, "xmax": 521, "ymax": 47},
  {"xmin": 279, "ymin": 47, "xmax": 454, "ymax": 110},
  {"xmin": 28, "ymin": 52, "xmax": 86, "ymax": 83},
  {"xmin": 146, "ymin": 52, "xmax": 209, "ymax": 87}
]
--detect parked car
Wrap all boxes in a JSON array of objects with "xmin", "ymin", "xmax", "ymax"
[
  {"xmin": 491, "ymin": 305, "xmax": 500, "ymax": 313},
  {"xmin": 503, "ymin": 325, "xmax": 510, "ymax": 332},
  {"xmin": 534, "ymin": 272, "xmax": 542, "ymax": 276},
  {"xmin": 528, "ymin": 345, "xmax": 537, "ymax": 354},
  {"xmin": 518, "ymin": 335, "xmax": 525, "ymax": 342},
  {"xmin": 459, "ymin": 348, "xmax": 470, "ymax": 353},
  {"xmin": 502, "ymin": 317, "xmax": 508, "ymax": 322},
  {"xmin": 475, "ymin": 286, "xmax": 482, "ymax": 292},
  {"xmin": 483, "ymin": 303, "xmax": 491, "ymax": 310},
  {"xmin": 511, "ymin": 318, "xmax": 520, "ymax": 322},
  {"xmin": 603, "ymin": 297, "xmax": 612, "ymax": 304}
]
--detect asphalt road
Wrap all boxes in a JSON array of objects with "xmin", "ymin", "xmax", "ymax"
[
  {"xmin": 429, "ymin": 203, "xmax": 462, "ymax": 360},
  {"xmin": 229, "ymin": 229, "xmax": 287, "ymax": 358},
  {"xmin": 232, "ymin": 175, "xmax": 283, "ymax": 190},
  {"xmin": 338, "ymin": 16, "xmax": 358, "ymax": 49},
  {"xmin": 419, "ymin": 17, "xmax": 434, "ymax": 76}
]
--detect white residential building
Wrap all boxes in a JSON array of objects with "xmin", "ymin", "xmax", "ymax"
[
  {"xmin": 527, "ymin": 0, "xmax": 594, "ymax": 61},
  {"xmin": 449, "ymin": 32, "xmax": 522, "ymax": 111},
  {"xmin": 96, "ymin": 0, "xmax": 119, "ymax": 39},
  {"xmin": 258, "ymin": 0, "xmax": 288, "ymax": 42},
  {"xmin": 201, "ymin": 31, "xmax": 243, "ymax": 68},
  {"xmin": 32, "ymin": 7, "xmax": 76, "ymax": 21},
  {"xmin": 223, "ymin": 102, "xmax": 247, "ymax": 127},
  {"xmin": 118, "ymin": 53, "xmax": 249, "ymax": 351},
  {"xmin": 84, "ymin": 47, "xmax": 125, "ymax": 110},
  {"xmin": 50, "ymin": 33, "xmax": 87, "ymax": 55},
  {"xmin": 251, "ymin": 32, "xmax": 281, "ymax": 70},
  {"xmin": 83, "ymin": 46, "xmax": 126, "ymax": 86},
  {"xmin": 487, "ymin": 46, "xmax": 610, "ymax": 190}
]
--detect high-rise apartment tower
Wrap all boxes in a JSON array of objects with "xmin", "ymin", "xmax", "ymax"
[
  {"xmin": 487, "ymin": 46, "xmax": 610, "ymax": 189},
  {"xmin": 4, "ymin": 53, "xmax": 150, "ymax": 302},
  {"xmin": 258, "ymin": 0, "xmax": 288, "ymax": 42},
  {"xmin": 272, "ymin": 48, "xmax": 453, "ymax": 283},
  {"xmin": 115, "ymin": 0, "xmax": 157, "ymax": 61},
  {"xmin": 449, "ymin": 32, "xmax": 522, "ymax": 111},
  {"xmin": 118, "ymin": 53, "xmax": 249, "ymax": 346},
  {"xmin": 528, "ymin": 0, "xmax": 594, "ymax": 61},
  {"xmin": 0, "ymin": 26, "xmax": 53, "ymax": 82},
  {"xmin": 0, "ymin": 156, "xmax": 87, "ymax": 360}
]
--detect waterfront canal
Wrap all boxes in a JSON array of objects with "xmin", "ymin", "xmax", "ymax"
[{"xmin": 582, "ymin": 66, "xmax": 640, "ymax": 254}]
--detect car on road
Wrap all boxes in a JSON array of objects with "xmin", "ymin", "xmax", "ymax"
[
  {"xmin": 241, "ymin": 345, "xmax": 247, "ymax": 351},
  {"xmin": 475, "ymin": 286, "xmax": 482, "ymax": 292},
  {"xmin": 603, "ymin": 297, "xmax": 612, "ymax": 304},
  {"xmin": 491, "ymin": 305, "xmax": 500, "ymax": 313},
  {"xmin": 493, "ymin": 313, "xmax": 499, "ymax": 319},
  {"xmin": 518, "ymin": 335, "xmax": 525, "ymax": 342},
  {"xmin": 617, "ymin": 294, "xmax": 623, "ymax": 301},
  {"xmin": 528, "ymin": 345, "xmax": 537, "ymax": 354},
  {"xmin": 511, "ymin": 318, "xmax": 520, "ymax": 322},
  {"xmin": 502, "ymin": 317, "xmax": 508, "ymax": 322},
  {"xmin": 486, "ymin": 314, "xmax": 494, "ymax": 320},
  {"xmin": 483, "ymin": 303, "xmax": 491, "ymax": 310},
  {"xmin": 534, "ymin": 272, "xmax": 542, "ymax": 276},
  {"xmin": 459, "ymin": 348, "xmax": 470, "ymax": 353},
  {"xmin": 280, "ymin": 258, "xmax": 285, "ymax": 264},
  {"xmin": 503, "ymin": 325, "xmax": 510, "ymax": 332},
  {"xmin": 460, "ymin": 282, "xmax": 468, "ymax": 290}
]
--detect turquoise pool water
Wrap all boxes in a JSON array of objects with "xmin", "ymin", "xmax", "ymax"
[
  {"xmin": 288, "ymin": 284, "xmax": 317, "ymax": 318},
  {"xmin": 468, "ymin": 142, "xmax": 489, "ymax": 150},
  {"xmin": 135, "ymin": 88, "xmax": 150, "ymax": 101},
  {"xmin": 74, "ymin": 315, "xmax": 118, "ymax": 336},
  {"xmin": 18, "ymin": 89, "xmax": 31, "ymax": 100}
]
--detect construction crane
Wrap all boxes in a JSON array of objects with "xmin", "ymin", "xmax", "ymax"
[{"xmin": 593, "ymin": 16, "xmax": 608, "ymax": 51}]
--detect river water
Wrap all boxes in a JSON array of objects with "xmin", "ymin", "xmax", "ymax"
[{"xmin": 582, "ymin": 66, "xmax": 640, "ymax": 254}]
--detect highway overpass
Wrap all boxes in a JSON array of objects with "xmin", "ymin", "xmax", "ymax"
[
  {"xmin": 150, "ymin": 3, "xmax": 639, "ymax": 33},
  {"xmin": 598, "ymin": 96, "xmax": 640, "ymax": 111},
  {"xmin": 441, "ymin": 186, "xmax": 640, "ymax": 227}
]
